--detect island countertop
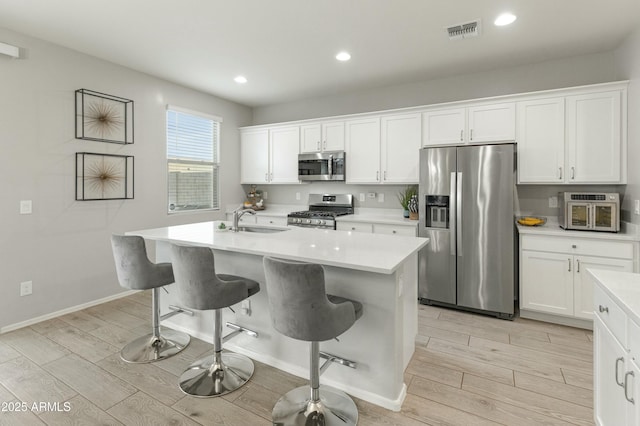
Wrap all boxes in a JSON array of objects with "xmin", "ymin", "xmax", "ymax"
[{"xmin": 127, "ymin": 221, "xmax": 429, "ymax": 274}]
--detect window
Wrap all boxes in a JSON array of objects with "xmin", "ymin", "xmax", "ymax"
[{"xmin": 166, "ymin": 106, "xmax": 221, "ymax": 213}]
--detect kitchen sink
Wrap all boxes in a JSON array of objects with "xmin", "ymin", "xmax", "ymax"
[{"xmin": 237, "ymin": 226, "xmax": 290, "ymax": 234}]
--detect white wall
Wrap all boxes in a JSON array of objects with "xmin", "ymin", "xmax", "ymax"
[
  {"xmin": 0, "ymin": 29, "xmax": 251, "ymax": 329},
  {"xmin": 252, "ymin": 51, "xmax": 617, "ymax": 125},
  {"xmin": 615, "ymin": 26, "xmax": 640, "ymax": 223}
]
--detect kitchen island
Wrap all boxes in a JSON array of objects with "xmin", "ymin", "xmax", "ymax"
[{"xmin": 127, "ymin": 221, "xmax": 429, "ymax": 411}]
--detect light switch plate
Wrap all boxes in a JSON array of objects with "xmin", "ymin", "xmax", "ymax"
[
  {"xmin": 548, "ymin": 196, "xmax": 558, "ymax": 208},
  {"xmin": 263, "ymin": 191, "xmax": 268, "ymax": 200},
  {"xmin": 378, "ymin": 193, "xmax": 385, "ymax": 203},
  {"xmin": 359, "ymin": 193, "xmax": 365, "ymax": 202},
  {"xmin": 20, "ymin": 281, "xmax": 32, "ymax": 296},
  {"xmin": 635, "ymin": 200, "xmax": 640, "ymax": 215},
  {"xmin": 367, "ymin": 192, "xmax": 376, "ymax": 199},
  {"xmin": 295, "ymin": 192, "xmax": 300, "ymax": 201},
  {"xmin": 20, "ymin": 200, "xmax": 32, "ymax": 214}
]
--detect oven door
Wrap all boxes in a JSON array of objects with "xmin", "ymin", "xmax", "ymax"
[
  {"xmin": 592, "ymin": 203, "xmax": 618, "ymax": 232},
  {"xmin": 566, "ymin": 202, "xmax": 590, "ymax": 230}
]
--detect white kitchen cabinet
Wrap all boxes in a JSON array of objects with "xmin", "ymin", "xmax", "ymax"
[
  {"xmin": 381, "ymin": 113, "xmax": 421, "ymax": 184},
  {"xmin": 300, "ymin": 121, "xmax": 345, "ymax": 153},
  {"xmin": 240, "ymin": 129, "xmax": 269, "ymax": 184},
  {"xmin": 255, "ymin": 215, "xmax": 287, "ymax": 226},
  {"xmin": 336, "ymin": 222, "xmax": 373, "ymax": 233},
  {"xmin": 345, "ymin": 117, "xmax": 381, "ymax": 184},
  {"xmin": 566, "ymin": 90, "xmax": 622, "ymax": 183},
  {"xmin": 372, "ymin": 223, "xmax": 416, "ymax": 236},
  {"xmin": 518, "ymin": 90, "xmax": 625, "ymax": 184},
  {"xmin": 594, "ymin": 315, "xmax": 629, "ymax": 426},
  {"xmin": 422, "ymin": 103, "xmax": 515, "ymax": 147},
  {"xmin": 520, "ymin": 234, "xmax": 634, "ymax": 322},
  {"xmin": 240, "ymin": 126, "xmax": 300, "ymax": 184},
  {"xmin": 516, "ymin": 98, "xmax": 565, "ymax": 183}
]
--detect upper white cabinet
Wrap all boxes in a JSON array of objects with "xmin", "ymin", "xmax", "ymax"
[
  {"xmin": 346, "ymin": 113, "xmax": 420, "ymax": 184},
  {"xmin": 566, "ymin": 90, "xmax": 622, "ymax": 183},
  {"xmin": 240, "ymin": 126, "xmax": 300, "ymax": 184},
  {"xmin": 300, "ymin": 121, "xmax": 345, "ymax": 153},
  {"xmin": 422, "ymin": 102, "xmax": 515, "ymax": 146},
  {"xmin": 345, "ymin": 117, "xmax": 381, "ymax": 184},
  {"xmin": 517, "ymin": 98, "xmax": 565, "ymax": 183},
  {"xmin": 518, "ymin": 89, "xmax": 626, "ymax": 184},
  {"xmin": 381, "ymin": 113, "xmax": 421, "ymax": 183}
]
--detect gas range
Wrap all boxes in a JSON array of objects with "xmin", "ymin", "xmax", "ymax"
[{"xmin": 287, "ymin": 194, "xmax": 354, "ymax": 229}]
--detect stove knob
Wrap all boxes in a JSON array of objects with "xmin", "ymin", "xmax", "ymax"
[
  {"xmin": 319, "ymin": 220, "xmax": 325, "ymax": 225},
  {"xmin": 305, "ymin": 219, "xmax": 312, "ymax": 224},
  {"xmin": 296, "ymin": 218, "xmax": 302, "ymax": 223}
]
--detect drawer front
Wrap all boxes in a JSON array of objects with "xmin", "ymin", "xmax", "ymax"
[
  {"xmin": 256, "ymin": 215, "xmax": 287, "ymax": 226},
  {"xmin": 337, "ymin": 222, "xmax": 373, "ymax": 233},
  {"xmin": 629, "ymin": 318, "xmax": 640, "ymax": 362},
  {"xmin": 521, "ymin": 235, "xmax": 633, "ymax": 259},
  {"xmin": 373, "ymin": 223, "xmax": 416, "ymax": 236},
  {"xmin": 594, "ymin": 283, "xmax": 627, "ymax": 346}
]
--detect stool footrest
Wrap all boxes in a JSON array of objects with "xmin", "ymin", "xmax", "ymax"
[
  {"xmin": 160, "ymin": 305, "xmax": 195, "ymax": 321},
  {"xmin": 223, "ymin": 322, "xmax": 258, "ymax": 343},
  {"xmin": 319, "ymin": 351, "xmax": 357, "ymax": 374}
]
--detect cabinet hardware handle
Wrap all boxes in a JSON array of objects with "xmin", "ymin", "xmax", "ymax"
[
  {"xmin": 576, "ymin": 259, "xmax": 580, "ymax": 273},
  {"xmin": 323, "ymin": 140, "xmax": 327, "ymax": 149},
  {"xmin": 470, "ymin": 129, "xmax": 473, "ymax": 141},
  {"xmin": 571, "ymin": 166, "xmax": 575, "ymax": 179},
  {"xmin": 460, "ymin": 130, "xmax": 463, "ymax": 141},
  {"xmin": 559, "ymin": 167, "xmax": 563, "ymax": 180},
  {"xmin": 599, "ymin": 305, "xmax": 609, "ymax": 313},
  {"xmin": 265, "ymin": 173, "xmax": 268, "ymax": 182},
  {"xmin": 384, "ymin": 171, "xmax": 387, "ymax": 181},
  {"xmin": 572, "ymin": 244, "xmax": 577, "ymax": 249},
  {"xmin": 351, "ymin": 227, "xmax": 356, "ymax": 231},
  {"xmin": 568, "ymin": 259, "xmax": 571, "ymax": 272},
  {"xmin": 317, "ymin": 141, "xmax": 320, "ymax": 150},
  {"xmin": 376, "ymin": 171, "xmax": 380, "ymax": 181},
  {"xmin": 625, "ymin": 371, "xmax": 635, "ymax": 404},
  {"xmin": 270, "ymin": 173, "xmax": 273, "ymax": 180},
  {"xmin": 392, "ymin": 230, "xmax": 397, "ymax": 234},
  {"xmin": 616, "ymin": 357, "xmax": 625, "ymax": 387}
]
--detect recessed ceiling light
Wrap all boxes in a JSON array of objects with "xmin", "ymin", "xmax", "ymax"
[
  {"xmin": 494, "ymin": 13, "xmax": 517, "ymax": 26},
  {"xmin": 336, "ymin": 52, "xmax": 351, "ymax": 62},
  {"xmin": 234, "ymin": 75, "xmax": 247, "ymax": 84}
]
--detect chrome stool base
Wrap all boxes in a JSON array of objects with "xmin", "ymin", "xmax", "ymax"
[
  {"xmin": 120, "ymin": 329, "xmax": 190, "ymax": 363},
  {"xmin": 179, "ymin": 352, "xmax": 254, "ymax": 397},
  {"xmin": 272, "ymin": 385, "xmax": 358, "ymax": 426}
]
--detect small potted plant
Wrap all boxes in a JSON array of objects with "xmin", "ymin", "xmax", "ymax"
[{"xmin": 397, "ymin": 185, "xmax": 418, "ymax": 218}]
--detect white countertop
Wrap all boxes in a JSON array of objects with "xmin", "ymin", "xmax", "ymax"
[
  {"xmin": 337, "ymin": 208, "xmax": 418, "ymax": 227},
  {"xmin": 128, "ymin": 221, "xmax": 428, "ymax": 274},
  {"xmin": 588, "ymin": 269, "xmax": 640, "ymax": 323},
  {"xmin": 225, "ymin": 204, "xmax": 299, "ymax": 217},
  {"xmin": 516, "ymin": 217, "xmax": 639, "ymax": 241}
]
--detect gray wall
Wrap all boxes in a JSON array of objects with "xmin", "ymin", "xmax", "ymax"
[
  {"xmin": 0, "ymin": 28, "xmax": 251, "ymax": 329},
  {"xmin": 252, "ymin": 51, "xmax": 617, "ymax": 125},
  {"xmin": 614, "ymin": 26, "xmax": 640, "ymax": 223}
]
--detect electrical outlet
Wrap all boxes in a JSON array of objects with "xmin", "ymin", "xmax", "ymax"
[
  {"xmin": 263, "ymin": 191, "xmax": 268, "ymax": 200},
  {"xmin": 20, "ymin": 281, "xmax": 32, "ymax": 296},
  {"xmin": 295, "ymin": 192, "xmax": 300, "ymax": 201},
  {"xmin": 635, "ymin": 200, "xmax": 640, "ymax": 215},
  {"xmin": 359, "ymin": 193, "xmax": 365, "ymax": 202},
  {"xmin": 367, "ymin": 192, "xmax": 376, "ymax": 199},
  {"xmin": 378, "ymin": 193, "xmax": 385, "ymax": 203},
  {"xmin": 548, "ymin": 196, "xmax": 558, "ymax": 208},
  {"xmin": 20, "ymin": 200, "xmax": 32, "ymax": 214}
]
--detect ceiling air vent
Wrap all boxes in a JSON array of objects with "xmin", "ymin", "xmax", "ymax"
[{"xmin": 447, "ymin": 20, "xmax": 481, "ymax": 41}]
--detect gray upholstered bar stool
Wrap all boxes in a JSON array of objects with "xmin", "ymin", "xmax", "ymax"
[
  {"xmin": 170, "ymin": 243, "xmax": 260, "ymax": 397},
  {"xmin": 110, "ymin": 235, "xmax": 190, "ymax": 363},
  {"xmin": 263, "ymin": 256, "xmax": 363, "ymax": 426}
]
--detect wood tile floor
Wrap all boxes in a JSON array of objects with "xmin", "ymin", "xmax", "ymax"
[{"xmin": 0, "ymin": 292, "xmax": 594, "ymax": 425}]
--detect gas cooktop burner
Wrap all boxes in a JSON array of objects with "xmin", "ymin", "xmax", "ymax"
[{"xmin": 288, "ymin": 210, "xmax": 349, "ymax": 219}]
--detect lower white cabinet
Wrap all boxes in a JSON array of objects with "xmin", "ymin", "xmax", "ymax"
[
  {"xmin": 337, "ymin": 220, "xmax": 416, "ymax": 236},
  {"xmin": 593, "ymin": 277, "xmax": 640, "ymax": 426},
  {"xmin": 255, "ymin": 215, "xmax": 287, "ymax": 226},
  {"xmin": 337, "ymin": 222, "xmax": 373, "ymax": 233},
  {"xmin": 520, "ymin": 234, "xmax": 634, "ymax": 321}
]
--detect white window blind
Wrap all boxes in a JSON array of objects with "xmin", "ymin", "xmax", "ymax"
[{"xmin": 166, "ymin": 107, "xmax": 220, "ymax": 212}]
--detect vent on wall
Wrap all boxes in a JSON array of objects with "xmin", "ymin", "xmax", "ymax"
[{"xmin": 447, "ymin": 20, "xmax": 481, "ymax": 40}]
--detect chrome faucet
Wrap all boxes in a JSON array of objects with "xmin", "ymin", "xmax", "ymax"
[{"xmin": 233, "ymin": 207, "xmax": 256, "ymax": 232}]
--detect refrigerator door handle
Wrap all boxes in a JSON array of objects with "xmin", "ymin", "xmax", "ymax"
[
  {"xmin": 456, "ymin": 172, "xmax": 463, "ymax": 257},
  {"xmin": 450, "ymin": 172, "xmax": 456, "ymax": 256}
]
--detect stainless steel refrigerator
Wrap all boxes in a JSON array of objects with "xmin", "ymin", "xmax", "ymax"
[{"xmin": 418, "ymin": 144, "xmax": 515, "ymax": 319}]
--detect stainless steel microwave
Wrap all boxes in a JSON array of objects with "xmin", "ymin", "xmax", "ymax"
[
  {"xmin": 298, "ymin": 152, "xmax": 345, "ymax": 181},
  {"xmin": 559, "ymin": 192, "xmax": 620, "ymax": 232}
]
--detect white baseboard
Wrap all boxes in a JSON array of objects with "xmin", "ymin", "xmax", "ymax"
[
  {"xmin": 519, "ymin": 309, "xmax": 593, "ymax": 330},
  {"xmin": 0, "ymin": 290, "xmax": 139, "ymax": 334}
]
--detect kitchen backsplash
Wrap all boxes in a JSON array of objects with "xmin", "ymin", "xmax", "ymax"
[{"xmin": 242, "ymin": 183, "xmax": 627, "ymax": 217}]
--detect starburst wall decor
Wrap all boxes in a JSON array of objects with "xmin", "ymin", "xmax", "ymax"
[
  {"xmin": 76, "ymin": 152, "xmax": 134, "ymax": 200},
  {"xmin": 75, "ymin": 89, "xmax": 134, "ymax": 144}
]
